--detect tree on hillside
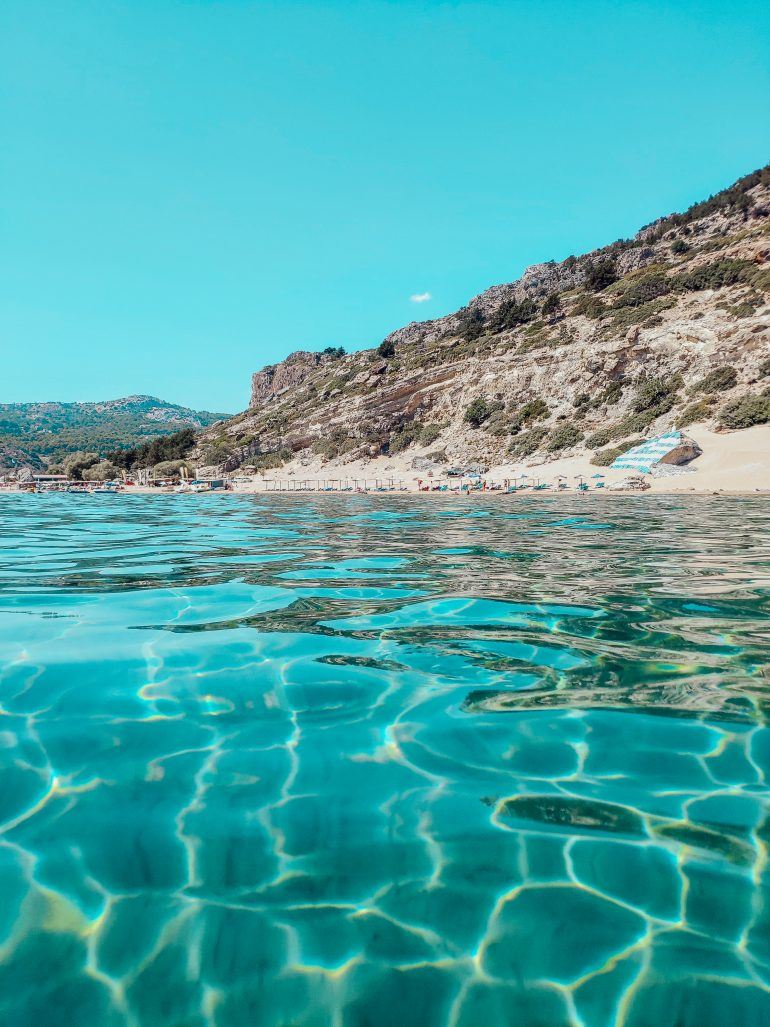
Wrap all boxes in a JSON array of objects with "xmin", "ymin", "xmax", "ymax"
[
  {"xmin": 106, "ymin": 427, "xmax": 197, "ymax": 470},
  {"xmin": 153, "ymin": 460, "xmax": 194, "ymax": 477},
  {"xmin": 584, "ymin": 258, "xmax": 618, "ymax": 292},
  {"xmin": 62, "ymin": 451, "xmax": 99, "ymax": 480},
  {"xmin": 464, "ymin": 398, "xmax": 495, "ymax": 428},
  {"xmin": 82, "ymin": 461, "xmax": 121, "ymax": 481}
]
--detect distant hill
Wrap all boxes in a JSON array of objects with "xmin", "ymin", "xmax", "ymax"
[{"xmin": 0, "ymin": 395, "xmax": 229, "ymax": 469}]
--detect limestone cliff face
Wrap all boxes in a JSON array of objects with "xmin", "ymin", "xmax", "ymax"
[
  {"xmin": 197, "ymin": 165, "xmax": 770, "ymax": 473},
  {"xmin": 250, "ymin": 351, "xmax": 336, "ymax": 407}
]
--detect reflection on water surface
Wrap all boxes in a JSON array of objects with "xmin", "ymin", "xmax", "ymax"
[{"xmin": 1, "ymin": 493, "xmax": 770, "ymax": 1025}]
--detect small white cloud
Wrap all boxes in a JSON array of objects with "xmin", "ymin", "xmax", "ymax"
[{"xmin": 409, "ymin": 291, "xmax": 432, "ymax": 304}]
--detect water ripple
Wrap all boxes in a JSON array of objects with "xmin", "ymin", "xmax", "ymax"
[{"xmin": 1, "ymin": 493, "xmax": 770, "ymax": 1025}]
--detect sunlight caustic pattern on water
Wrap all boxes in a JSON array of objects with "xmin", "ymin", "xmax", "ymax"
[{"xmin": 1, "ymin": 494, "xmax": 770, "ymax": 1025}]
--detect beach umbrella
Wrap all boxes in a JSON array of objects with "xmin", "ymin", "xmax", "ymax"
[{"xmin": 591, "ymin": 473, "xmax": 605, "ymax": 479}]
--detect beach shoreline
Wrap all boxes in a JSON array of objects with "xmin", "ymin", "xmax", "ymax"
[
  {"xmin": 222, "ymin": 422, "xmax": 770, "ymax": 497},
  {"xmin": 4, "ymin": 423, "xmax": 768, "ymax": 497}
]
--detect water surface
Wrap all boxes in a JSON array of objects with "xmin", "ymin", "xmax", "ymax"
[{"xmin": 1, "ymin": 494, "xmax": 770, "ymax": 1025}]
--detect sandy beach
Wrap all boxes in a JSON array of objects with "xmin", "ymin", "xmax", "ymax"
[
  {"xmin": 43, "ymin": 421, "xmax": 760, "ymax": 497},
  {"xmin": 215, "ymin": 423, "xmax": 770, "ymax": 496}
]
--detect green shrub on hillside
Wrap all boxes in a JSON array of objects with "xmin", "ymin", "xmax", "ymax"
[
  {"xmin": 633, "ymin": 374, "xmax": 682, "ymax": 413},
  {"xmin": 542, "ymin": 293, "xmax": 561, "ymax": 315},
  {"xmin": 609, "ymin": 297, "xmax": 675, "ymax": 329},
  {"xmin": 523, "ymin": 398, "xmax": 550, "ymax": 420},
  {"xmin": 202, "ymin": 439, "xmax": 234, "ymax": 466},
  {"xmin": 673, "ymin": 259, "xmax": 754, "ymax": 292},
  {"xmin": 733, "ymin": 300, "xmax": 762, "ymax": 318},
  {"xmin": 596, "ymin": 380, "xmax": 625, "ymax": 407},
  {"xmin": 312, "ymin": 427, "xmax": 356, "ymax": 459},
  {"xmin": 456, "ymin": 307, "xmax": 487, "ymax": 341},
  {"xmin": 612, "ymin": 375, "xmax": 684, "ymax": 439},
  {"xmin": 517, "ymin": 330, "xmax": 555, "ymax": 353},
  {"xmin": 614, "ymin": 272, "xmax": 671, "ymax": 308},
  {"xmin": 547, "ymin": 422, "xmax": 583, "ymax": 452},
  {"xmin": 249, "ymin": 449, "xmax": 293, "ymax": 470},
  {"xmin": 388, "ymin": 421, "xmax": 447, "ymax": 452},
  {"xmin": 389, "ymin": 425, "xmax": 421, "ymax": 453},
  {"xmin": 605, "ymin": 237, "xmax": 636, "ymax": 254},
  {"xmin": 616, "ymin": 408, "xmax": 668, "ymax": 437},
  {"xmin": 419, "ymin": 424, "xmax": 443, "ymax": 446},
  {"xmin": 667, "ymin": 165, "xmax": 770, "ymax": 227},
  {"xmin": 509, "ymin": 397, "xmax": 549, "ymax": 434},
  {"xmin": 492, "ymin": 298, "xmax": 539, "ymax": 330},
  {"xmin": 586, "ymin": 427, "xmax": 613, "ymax": 449},
  {"xmin": 718, "ymin": 393, "xmax": 770, "ymax": 429},
  {"xmin": 584, "ymin": 258, "xmax": 618, "ymax": 292},
  {"xmin": 377, "ymin": 339, "xmax": 396, "ymax": 358},
  {"xmin": 670, "ymin": 240, "xmax": 690, "ymax": 255},
  {"xmin": 677, "ymin": 399, "xmax": 714, "ymax": 428},
  {"xmin": 589, "ymin": 449, "xmax": 617, "ymax": 467},
  {"xmin": 485, "ymin": 409, "xmax": 510, "ymax": 436},
  {"xmin": 572, "ymin": 294, "xmax": 606, "ymax": 319},
  {"xmin": 508, "ymin": 425, "xmax": 549, "ymax": 457},
  {"xmin": 590, "ymin": 438, "xmax": 645, "ymax": 467},
  {"xmin": 691, "ymin": 365, "xmax": 738, "ymax": 394},
  {"xmin": 464, "ymin": 397, "xmax": 498, "ymax": 428}
]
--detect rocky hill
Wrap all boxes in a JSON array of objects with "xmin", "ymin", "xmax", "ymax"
[
  {"xmin": 0, "ymin": 395, "xmax": 228, "ymax": 470},
  {"xmin": 195, "ymin": 165, "xmax": 770, "ymax": 476}
]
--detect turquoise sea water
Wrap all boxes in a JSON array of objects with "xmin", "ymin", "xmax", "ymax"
[{"xmin": 2, "ymin": 493, "xmax": 770, "ymax": 1026}]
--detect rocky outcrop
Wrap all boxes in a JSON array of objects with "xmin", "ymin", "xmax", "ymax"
[
  {"xmin": 251, "ymin": 350, "xmax": 344, "ymax": 408},
  {"xmin": 659, "ymin": 436, "xmax": 703, "ymax": 465},
  {"xmin": 608, "ymin": 475, "xmax": 651, "ymax": 491}
]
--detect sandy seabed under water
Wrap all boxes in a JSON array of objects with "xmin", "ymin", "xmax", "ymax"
[{"xmin": 0, "ymin": 492, "xmax": 770, "ymax": 1025}]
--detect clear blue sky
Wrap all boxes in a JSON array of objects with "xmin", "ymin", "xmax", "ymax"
[{"xmin": 2, "ymin": 0, "xmax": 769, "ymax": 412}]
